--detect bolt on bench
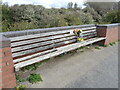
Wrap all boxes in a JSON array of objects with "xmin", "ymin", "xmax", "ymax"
[{"xmin": 1, "ymin": 24, "xmax": 106, "ymax": 71}]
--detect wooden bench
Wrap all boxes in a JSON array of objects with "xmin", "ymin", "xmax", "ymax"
[{"xmin": 2, "ymin": 24, "xmax": 105, "ymax": 71}]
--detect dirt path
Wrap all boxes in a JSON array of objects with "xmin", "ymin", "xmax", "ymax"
[{"xmin": 18, "ymin": 43, "xmax": 118, "ymax": 88}]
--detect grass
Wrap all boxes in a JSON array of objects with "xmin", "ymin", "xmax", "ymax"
[
  {"xmin": 22, "ymin": 58, "xmax": 50, "ymax": 71},
  {"xmin": 80, "ymin": 50, "xmax": 84, "ymax": 52},
  {"xmin": 55, "ymin": 53, "xmax": 65, "ymax": 58},
  {"xmin": 27, "ymin": 73, "xmax": 43, "ymax": 84},
  {"xmin": 16, "ymin": 73, "xmax": 43, "ymax": 84},
  {"xmin": 99, "ymin": 41, "xmax": 117, "ymax": 48},
  {"xmin": 103, "ymin": 44, "xmax": 109, "ymax": 47},
  {"xmin": 15, "ymin": 85, "xmax": 27, "ymax": 90},
  {"xmin": 16, "ymin": 75, "xmax": 26, "ymax": 83},
  {"xmin": 95, "ymin": 46, "xmax": 101, "ymax": 50},
  {"xmin": 22, "ymin": 62, "xmax": 41, "ymax": 71},
  {"xmin": 109, "ymin": 42, "xmax": 116, "ymax": 46}
]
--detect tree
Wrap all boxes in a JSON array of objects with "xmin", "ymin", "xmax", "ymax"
[
  {"xmin": 74, "ymin": 3, "xmax": 78, "ymax": 9},
  {"xmin": 2, "ymin": 3, "xmax": 10, "ymax": 21},
  {"xmin": 104, "ymin": 10, "xmax": 120, "ymax": 23},
  {"xmin": 83, "ymin": 7, "xmax": 102, "ymax": 23},
  {"xmin": 84, "ymin": 1, "xmax": 118, "ymax": 17},
  {"xmin": 67, "ymin": 2, "xmax": 73, "ymax": 9}
]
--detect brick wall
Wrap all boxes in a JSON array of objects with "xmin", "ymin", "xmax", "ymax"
[
  {"xmin": 96, "ymin": 24, "xmax": 120, "ymax": 45},
  {"xmin": 0, "ymin": 35, "xmax": 16, "ymax": 89}
]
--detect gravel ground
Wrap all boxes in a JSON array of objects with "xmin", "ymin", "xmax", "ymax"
[{"xmin": 17, "ymin": 42, "xmax": 118, "ymax": 88}]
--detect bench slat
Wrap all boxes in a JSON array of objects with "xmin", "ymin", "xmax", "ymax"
[
  {"xmin": 12, "ymin": 39, "xmax": 76, "ymax": 58},
  {"xmin": 82, "ymin": 29, "xmax": 96, "ymax": 34},
  {"xmin": 11, "ymin": 33, "xmax": 75, "ymax": 47},
  {"xmin": 13, "ymin": 49, "xmax": 57, "ymax": 63},
  {"xmin": 9, "ymin": 30, "xmax": 74, "ymax": 42},
  {"xmin": 9, "ymin": 27, "xmax": 96, "ymax": 42},
  {"xmin": 11, "ymin": 30, "xmax": 96, "ymax": 47},
  {"xmin": 12, "ymin": 36, "xmax": 76, "ymax": 52},
  {"xmin": 84, "ymin": 34, "xmax": 97, "ymax": 39}
]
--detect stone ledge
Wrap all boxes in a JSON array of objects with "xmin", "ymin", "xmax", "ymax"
[
  {"xmin": 96, "ymin": 23, "xmax": 120, "ymax": 28},
  {"xmin": 0, "ymin": 24, "xmax": 95, "ymax": 38},
  {"xmin": 0, "ymin": 35, "xmax": 11, "ymax": 48}
]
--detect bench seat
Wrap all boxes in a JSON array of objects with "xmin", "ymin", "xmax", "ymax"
[{"xmin": 14, "ymin": 37, "xmax": 105, "ymax": 71}]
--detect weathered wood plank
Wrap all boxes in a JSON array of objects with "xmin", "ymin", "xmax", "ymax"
[
  {"xmin": 83, "ymin": 32, "xmax": 97, "ymax": 36},
  {"xmin": 9, "ymin": 27, "xmax": 96, "ymax": 42},
  {"xmin": 12, "ymin": 38, "xmax": 76, "ymax": 58},
  {"xmin": 12, "ymin": 44, "xmax": 54, "ymax": 58},
  {"xmin": 12, "ymin": 36, "xmax": 76, "ymax": 52},
  {"xmin": 84, "ymin": 34, "xmax": 97, "ymax": 39},
  {"xmin": 9, "ymin": 30, "xmax": 74, "ymax": 42},
  {"xmin": 14, "ymin": 37, "xmax": 105, "ymax": 71},
  {"xmin": 11, "ymin": 33, "xmax": 75, "ymax": 47},
  {"xmin": 81, "ymin": 27, "xmax": 96, "ymax": 31},
  {"xmin": 13, "ymin": 48, "xmax": 57, "ymax": 63},
  {"xmin": 82, "ymin": 29, "xmax": 96, "ymax": 34},
  {"xmin": 11, "ymin": 31, "xmax": 96, "ymax": 47}
]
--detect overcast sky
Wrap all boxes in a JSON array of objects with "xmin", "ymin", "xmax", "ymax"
[{"xmin": 2, "ymin": 0, "xmax": 85, "ymax": 8}]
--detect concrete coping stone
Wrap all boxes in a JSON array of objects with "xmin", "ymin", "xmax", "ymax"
[
  {"xmin": 96, "ymin": 23, "xmax": 120, "ymax": 28},
  {"xmin": 0, "ymin": 24, "xmax": 95, "ymax": 38},
  {"xmin": 0, "ymin": 34, "xmax": 11, "ymax": 48}
]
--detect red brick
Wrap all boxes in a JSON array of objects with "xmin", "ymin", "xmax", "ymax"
[
  {"xmin": 4, "ymin": 51, "xmax": 12, "ymax": 58},
  {"xmin": 2, "ymin": 74, "xmax": 16, "ymax": 84},
  {"xmin": 0, "ymin": 53, "xmax": 4, "ymax": 59},
  {"xmin": 2, "ymin": 68, "xmax": 14, "ymax": 77},
  {"xmin": 2, "ymin": 73, "xmax": 15, "ymax": 80},
  {"xmin": 1, "ymin": 65, "xmax": 14, "ymax": 73},
  {"xmin": 0, "ymin": 83, "xmax": 2, "ymax": 89},
  {"xmin": 0, "ymin": 42, "xmax": 16, "ymax": 88},
  {"xmin": 1, "ymin": 56, "xmax": 13, "ymax": 63},
  {"xmin": 2, "ymin": 47, "xmax": 11, "ymax": 53},
  {"xmin": 97, "ymin": 26, "xmax": 120, "ymax": 45},
  {"xmin": 2, "ymin": 79, "xmax": 16, "ymax": 88},
  {"xmin": 0, "ymin": 47, "xmax": 12, "ymax": 59},
  {"xmin": 0, "ymin": 60, "xmax": 14, "ymax": 68}
]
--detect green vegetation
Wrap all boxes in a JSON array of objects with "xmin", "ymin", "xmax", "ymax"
[
  {"xmin": 80, "ymin": 50, "xmax": 84, "ymax": 52},
  {"xmin": 22, "ymin": 62, "xmax": 41, "ymax": 71},
  {"xmin": 1, "ymin": 1, "xmax": 119, "ymax": 32},
  {"xmin": 103, "ymin": 10, "xmax": 120, "ymax": 23},
  {"xmin": 100, "ymin": 41, "xmax": 117, "ymax": 47},
  {"xmin": 22, "ymin": 58, "xmax": 50, "ymax": 71},
  {"xmin": 55, "ymin": 53, "xmax": 65, "ymax": 58},
  {"xmin": 109, "ymin": 42, "xmax": 116, "ymax": 46},
  {"xmin": 27, "ymin": 73, "xmax": 43, "ymax": 84},
  {"xmin": 16, "ymin": 73, "xmax": 43, "ymax": 84},
  {"xmin": 15, "ymin": 85, "xmax": 27, "ymax": 90},
  {"xmin": 16, "ymin": 75, "xmax": 26, "ymax": 83},
  {"xmin": 103, "ymin": 44, "xmax": 109, "ymax": 47},
  {"xmin": 95, "ymin": 46, "xmax": 101, "ymax": 50}
]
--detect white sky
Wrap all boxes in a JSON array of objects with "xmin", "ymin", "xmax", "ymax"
[{"xmin": 2, "ymin": 0, "xmax": 86, "ymax": 8}]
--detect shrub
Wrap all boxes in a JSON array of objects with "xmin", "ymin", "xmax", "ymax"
[
  {"xmin": 95, "ymin": 46, "xmax": 101, "ymax": 50},
  {"xmin": 16, "ymin": 75, "xmax": 26, "ymax": 83},
  {"xmin": 103, "ymin": 10, "xmax": 120, "ymax": 23},
  {"xmin": 10, "ymin": 21, "xmax": 37, "ymax": 31},
  {"xmin": 15, "ymin": 85, "xmax": 26, "ymax": 90},
  {"xmin": 109, "ymin": 42, "xmax": 116, "ymax": 46},
  {"xmin": 27, "ymin": 73, "xmax": 43, "ymax": 84},
  {"xmin": 103, "ymin": 44, "xmax": 109, "ymax": 47},
  {"xmin": 22, "ymin": 62, "xmax": 41, "ymax": 71}
]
